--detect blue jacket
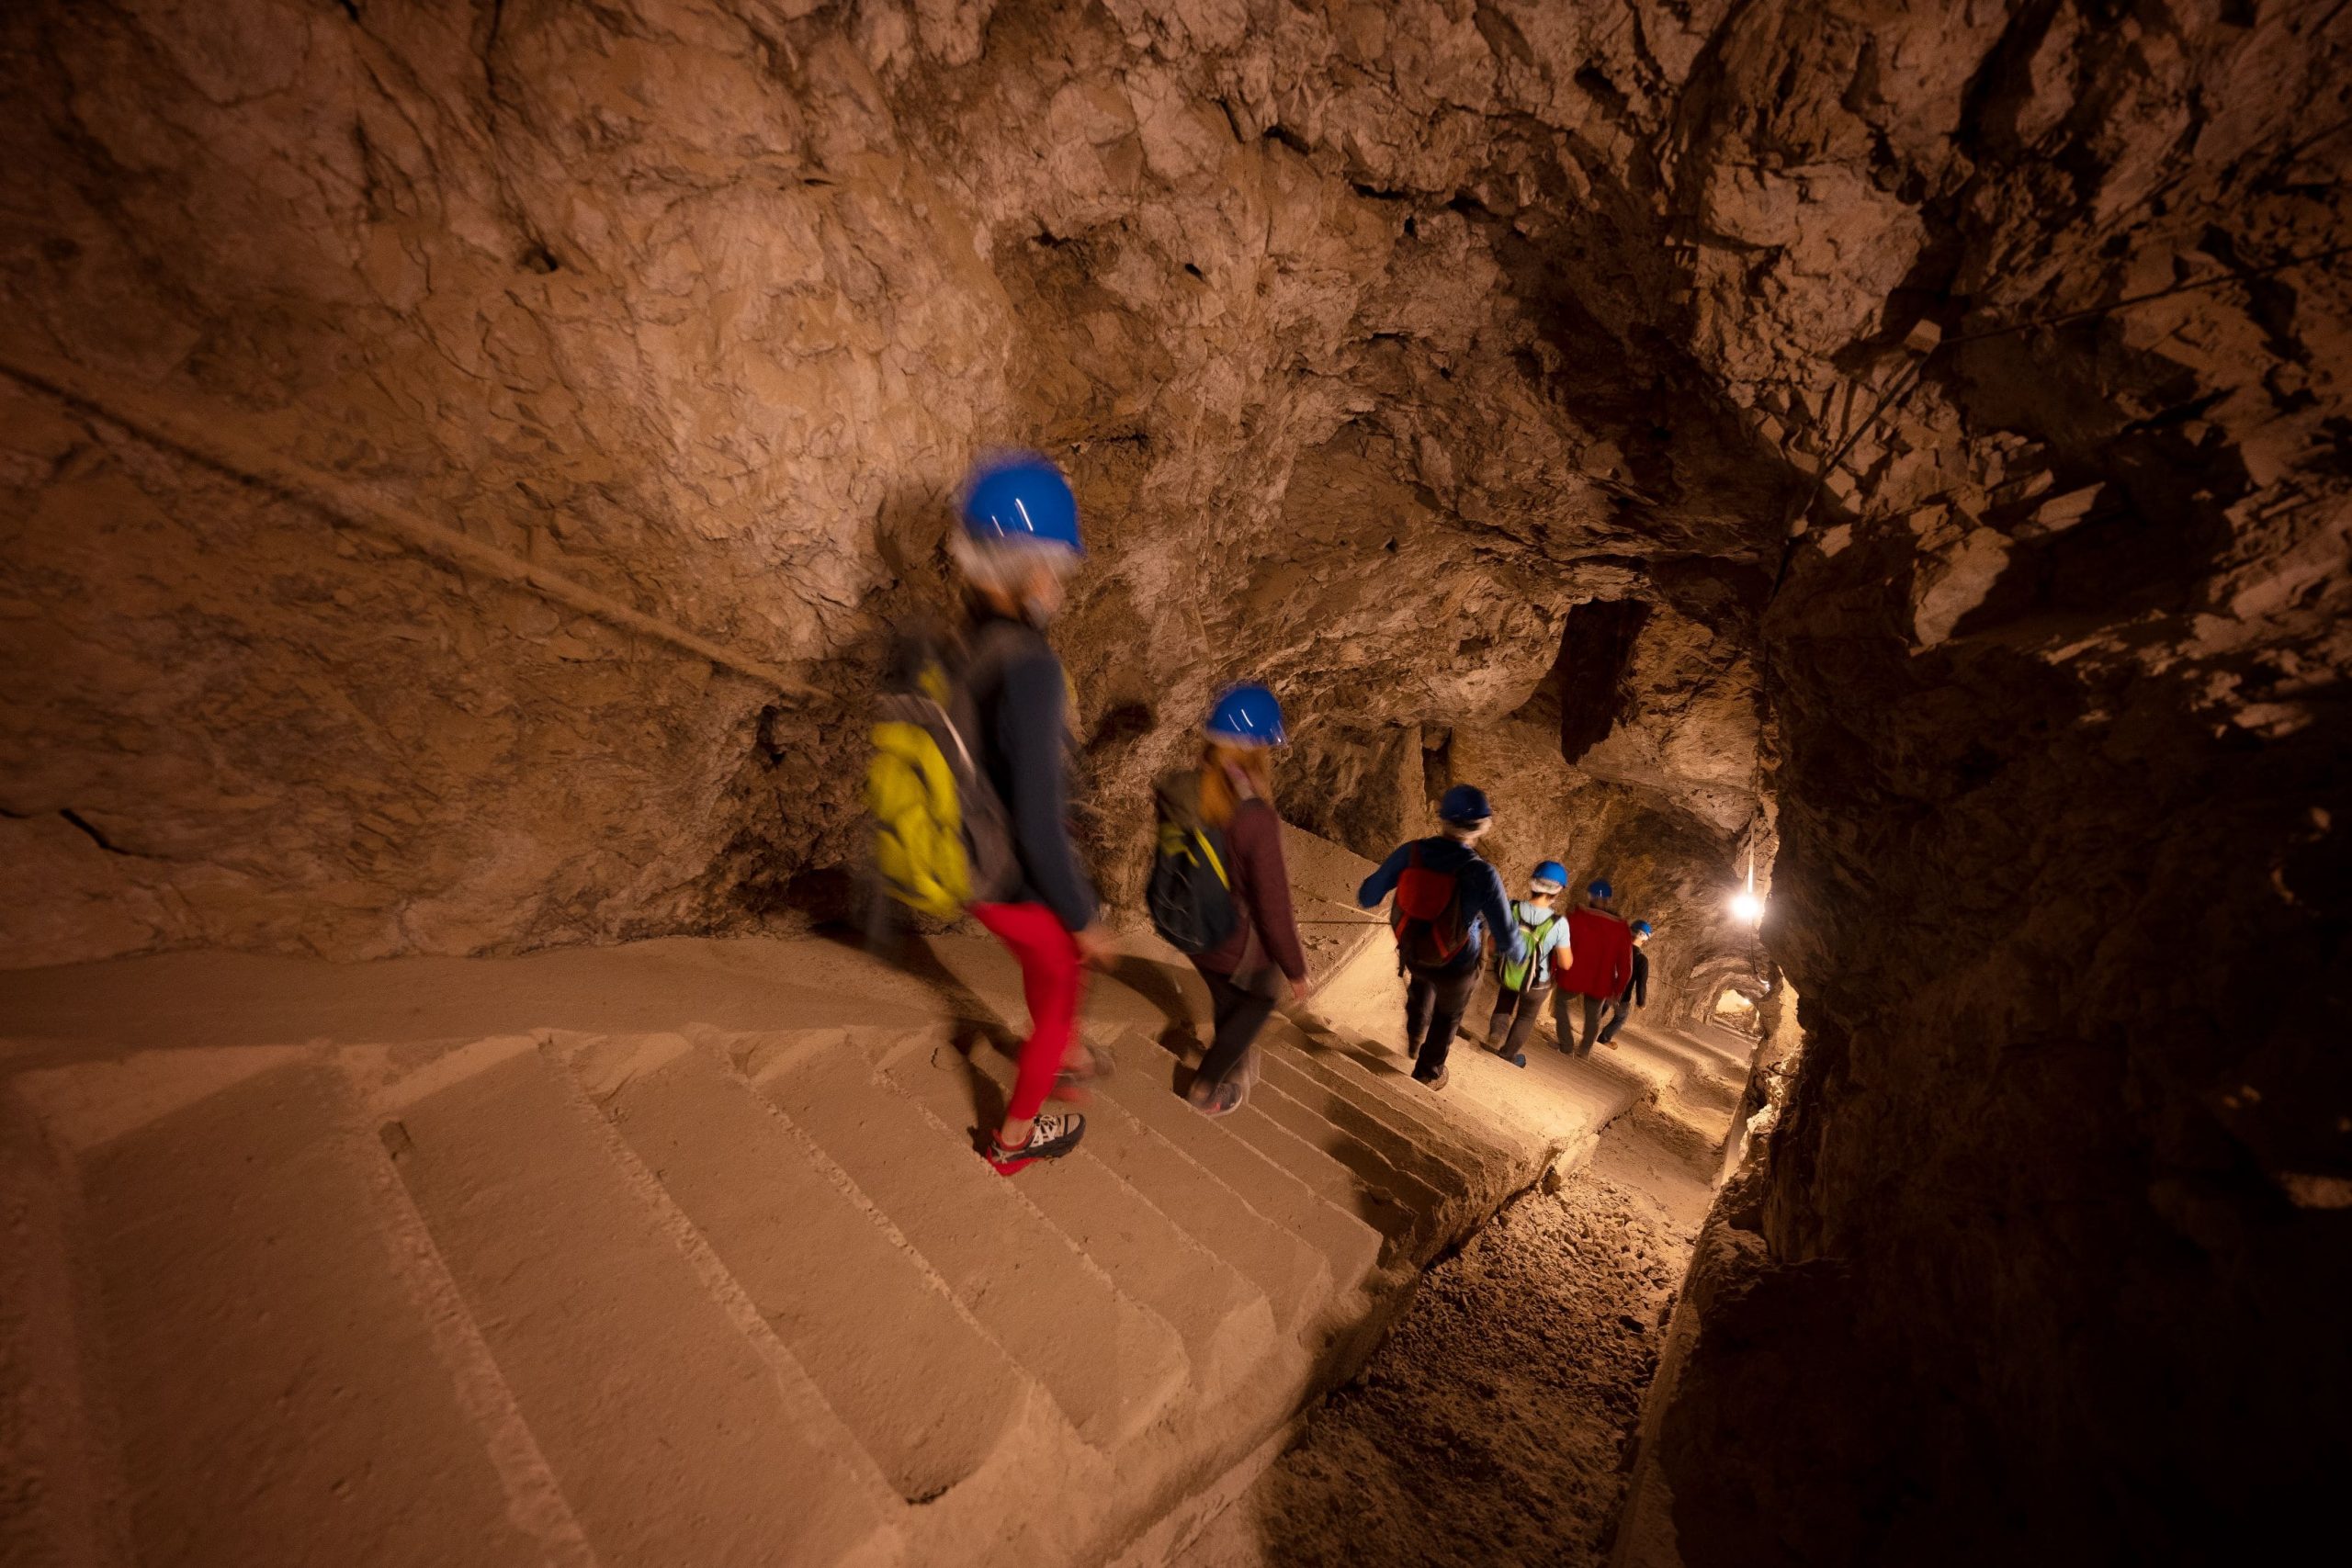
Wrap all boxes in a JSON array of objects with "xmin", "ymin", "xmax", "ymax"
[
  {"xmin": 1357, "ymin": 836, "xmax": 1525, "ymax": 976},
  {"xmin": 969, "ymin": 613, "xmax": 1098, "ymax": 933}
]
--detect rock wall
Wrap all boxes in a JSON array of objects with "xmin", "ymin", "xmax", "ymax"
[
  {"xmin": 0, "ymin": 0, "xmax": 1776, "ymax": 970},
  {"xmin": 3, "ymin": 0, "xmax": 2348, "ymax": 1555}
]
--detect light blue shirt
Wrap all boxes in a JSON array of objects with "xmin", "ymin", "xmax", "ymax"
[{"xmin": 1504, "ymin": 900, "xmax": 1567, "ymax": 987}]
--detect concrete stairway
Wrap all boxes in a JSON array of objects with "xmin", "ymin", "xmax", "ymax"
[{"xmin": 0, "ymin": 835, "xmax": 1749, "ymax": 1568}]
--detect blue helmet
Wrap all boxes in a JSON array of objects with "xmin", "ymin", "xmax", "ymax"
[
  {"xmin": 1530, "ymin": 860, "xmax": 1567, "ymax": 893},
  {"xmin": 1588, "ymin": 878, "xmax": 1613, "ymax": 899},
  {"xmin": 1206, "ymin": 684, "xmax": 1285, "ymax": 747},
  {"xmin": 1631, "ymin": 919, "xmax": 1652, "ymax": 936},
  {"xmin": 1438, "ymin": 784, "xmax": 1492, "ymax": 826},
  {"xmin": 960, "ymin": 453, "xmax": 1081, "ymax": 554}
]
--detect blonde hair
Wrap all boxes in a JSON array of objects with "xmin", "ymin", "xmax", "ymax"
[{"xmin": 1199, "ymin": 740, "xmax": 1276, "ymax": 829}]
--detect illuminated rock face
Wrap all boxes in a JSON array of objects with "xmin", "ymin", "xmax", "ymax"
[{"xmin": 2, "ymin": 0, "xmax": 2346, "ymax": 1556}]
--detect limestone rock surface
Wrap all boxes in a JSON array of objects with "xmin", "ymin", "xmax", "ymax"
[{"xmin": 3, "ymin": 0, "xmax": 2348, "ymax": 1558}]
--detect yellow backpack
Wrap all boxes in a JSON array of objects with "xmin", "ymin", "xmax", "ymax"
[{"xmin": 866, "ymin": 624, "xmax": 1021, "ymax": 919}]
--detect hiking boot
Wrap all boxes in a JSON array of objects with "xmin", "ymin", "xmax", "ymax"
[
  {"xmin": 1507, "ymin": 1052, "xmax": 1527, "ymax": 1069},
  {"xmin": 986, "ymin": 1111, "xmax": 1085, "ymax": 1175},
  {"xmin": 1414, "ymin": 1066, "xmax": 1451, "ymax": 1090}
]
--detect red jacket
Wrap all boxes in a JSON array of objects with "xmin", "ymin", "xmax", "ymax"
[{"xmin": 1557, "ymin": 908, "xmax": 1634, "ymax": 998}]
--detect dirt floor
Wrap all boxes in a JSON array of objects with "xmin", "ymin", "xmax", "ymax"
[{"xmin": 1176, "ymin": 1102, "xmax": 1716, "ymax": 1568}]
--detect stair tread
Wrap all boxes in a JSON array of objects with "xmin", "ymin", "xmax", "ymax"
[
  {"xmin": 1091, "ymin": 1043, "xmax": 1385, "ymax": 1297},
  {"xmin": 386, "ymin": 1043, "xmax": 893, "ymax": 1568},
  {"xmin": 873, "ymin": 1034, "xmax": 1279, "ymax": 1398},
  {"xmin": 553, "ymin": 1031, "xmax": 1038, "ymax": 1506},
  {"xmin": 1270, "ymin": 1025, "xmax": 1513, "ymax": 1187},
  {"xmin": 741, "ymin": 1032, "xmax": 1190, "ymax": 1450},
  {"xmin": 1253, "ymin": 1047, "xmax": 1480, "ymax": 1201},
  {"xmin": 74, "ymin": 1058, "xmax": 548, "ymax": 1568}
]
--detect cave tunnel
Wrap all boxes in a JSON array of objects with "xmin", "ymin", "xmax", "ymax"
[{"xmin": 2, "ymin": 3, "xmax": 2346, "ymax": 1565}]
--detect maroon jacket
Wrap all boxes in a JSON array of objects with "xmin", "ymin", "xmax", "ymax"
[
  {"xmin": 1166, "ymin": 771, "xmax": 1317, "ymax": 982},
  {"xmin": 1193, "ymin": 796, "xmax": 1308, "ymax": 983}
]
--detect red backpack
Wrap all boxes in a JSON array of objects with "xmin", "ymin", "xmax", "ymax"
[{"xmin": 1391, "ymin": 843, "xmax": 1471, "ymax": 969}]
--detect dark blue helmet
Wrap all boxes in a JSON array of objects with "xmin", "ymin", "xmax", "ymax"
[
  {"xmin": 1439, "ymin": 784, "xmax": 1492, "ymax": 826},
  {"xmin": 1588, "ymin": 878, "xmax": 1613, "ymax": 899},
  {"xmin": 1632, "ymin": 919, "xmax": 1653, "ymax": 936}
]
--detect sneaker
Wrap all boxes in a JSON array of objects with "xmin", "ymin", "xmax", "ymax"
[
  {"xmin": 1413, "ymin": 1066, "xmax": 1451, "ymax": 1090},
  {"xmin": 986, "ymin": 1111, "xmax": 1086, "ymax": 1175},
  {"xmin": 1053, "ymin": 1043, "xmax": 1116, "ymax": 1101},
  {"xmin": 1507, "ymin": 1053, "xmax": 1527, "ymax": 1069},
  {"xmin": 1195, "ymin": 1079, "xmax": 1245, "ymax": 1118}
]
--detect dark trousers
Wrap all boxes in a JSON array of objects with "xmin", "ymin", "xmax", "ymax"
[
  {"xmin": 1487, "ymin": 983, "xmax": 1556, "ymax": 1057},
  {"xmin": 1404, "ymin": 964, "xmax": 1479, "ymax": 1080},
  {"xmin": 1195, "ymin": 964, "xmax": 1280, "ymax": 1088},
  {"xmin": 1574, "ymin": 991, "xmax": 1611, "ymax": 1055},
  {"xmin": 1596, "ymin": 995, "xmax": 1635, "ymax": 1045}
]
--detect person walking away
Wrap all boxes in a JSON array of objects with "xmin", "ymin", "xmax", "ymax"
[
  {"xmin": 1356, "ymin": 785, "xmax": 1525, "ymax": 1089},
  {"xmin": 952, "ymin": 454, "xmax": 1112, "ymax": 1175},
  {"xmin": 1155, "ymin": 685, "xmax": 1312, "ymax": 1117},
  {"xmin": 1485, "ymin": 860, "xmax": 1572, "ymax": 1068},
  {"xmin": 1596, "ymin": 919, "xmax": 1652, "ymax": 1046},
  {"xmin": 1558, "ymin": 879, "xmax": 1634, "ymax": 1056}
]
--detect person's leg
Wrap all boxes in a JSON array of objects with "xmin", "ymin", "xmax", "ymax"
[
  {"xmin": 1415, "ymin": 966, "xmax": 1478, "ymax": 1082},
  {"xmin": 1197, "ymin": 967, "xmax": 1279, "ymax": 1088},
  {"xmin": 1502, "ymin": 988, "xmax": 1544, "ymax": 1058},
  {"xmin": 1404, "ymin": 972, "xmax": 1436, "ymax": 1060},
  {"xmin": 968, "ymin": 902, "xmax": 1088, "ymax": 1136},
  {"xmin": 1597, "ymin": 997, "xmax": 1630, "ymax": 1045},
  {"xmin": 1550, "ymin": 987, "xmax": 1574, "ymax": 1052},
  {"xmin": 1487, "ymin": 985, "xmax": 1521, "ymax": 1045},
  {"xmin": 1578, "ymin": 991, "xmax": 1603, "ymax": 1055}
]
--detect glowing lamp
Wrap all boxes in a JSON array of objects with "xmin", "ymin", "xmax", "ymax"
[{"xmin": 1730, "ymin": 890, "xmax": 1764, "ymax": 923}]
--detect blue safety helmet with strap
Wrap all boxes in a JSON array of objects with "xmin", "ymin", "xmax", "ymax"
[
  {"xmin": 1205, "ymin": 684, "xmax": 1285, "ymax": 747},
  {"xmin": 1530, "ymin": 860, "xmax": 1567, "ymax": 893},
  {"xmin": 1632, "ymin": 919, "xmax": 1653, "ymax": 936},
  {"xmin": 1587, "ymin": 878, "xmax": 1613, "ymax": 899},
  {"xmin": 960, "ymin": 453, "xmax": 1081, "ymax": 554},
  {"xmin": 1438, "ymin": 784, "xmax": 1492, "ymax": 826}
]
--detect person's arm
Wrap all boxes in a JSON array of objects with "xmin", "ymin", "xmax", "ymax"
[
  {"xmin": 1234, "ymin": 806, "xmax": 1308, "ymax": 984},
  {"xmin": 1608, "ymin": 929, "xmax": 1632, "ymax": 995},
  {"xmin": 1478, "ymin": 864, "xmax": 1526, "ymax": 967},
  {"xmin": 1633, "ymin": 952, "xmax": 1648, "ymax": 1007},
  {"xmin": 998, "ymin": 650, "xmax": 1097, "ymax": 933},
  {"xmin": 1357, "ymin": 844, "xmax": 1410, "ymax": 909}
]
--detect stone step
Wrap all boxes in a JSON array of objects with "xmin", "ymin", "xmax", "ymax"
[
  {"xmin": 1241, "ymin": 1066, "xmax": 1454, "ymax": 1242},
  {"xmin": 49, "ymin": 1054, "xmax": 560, "ymax": 1568},
  {"xmin": 380, "ymin": 1038, "xmax": 898, "ymax": 1568},
  {"xmin": 1253, "ymin": 1044, "xmax": 1482, "ymax": 1205},
  {"xmin": 735, "ymin": 1029, "xmax": 1191, "ymax": 1450},
  {"xmin": 867, "ymin": 1030, "xmax": 1281, "ymax": 1399},
  {"xmin": 1034, "ymin": 1063, "xmax": 1336, "ymax": 1339},
  {"xmin": 1269, "ymin": 1017, "xmax": 1515, "ymax": 1190},
  {"xmin": 543, "ymin": 1030, "xmax": 1048, "ymax": 1508},
  {"xmin": 1206, "ymin": 1074, "xmax": 1422, "ymax": 1257},
  {"xmin": 1089, "ymin": 1040, "xmax": 1385, "ymax": 1300}
]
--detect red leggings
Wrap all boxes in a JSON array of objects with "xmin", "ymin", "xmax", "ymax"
[{"xmin": 969, "ymin": 902, "xmax": 1089, "ymax": 1123}]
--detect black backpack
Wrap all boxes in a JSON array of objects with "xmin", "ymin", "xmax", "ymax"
[{"xmin": 1147, "ymin": 774, "xmax": 1239, "ymax": 954}]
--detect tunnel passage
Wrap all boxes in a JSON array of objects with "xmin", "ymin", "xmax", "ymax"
[{"xmin": 2, "ymin": 0, "xmax": 2349, "ymax": 1564}]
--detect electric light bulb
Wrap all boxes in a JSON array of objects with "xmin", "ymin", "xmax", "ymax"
[{"xmin": 1730, "ymin": 890, "xmax": 1764, "ymax": 923}]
